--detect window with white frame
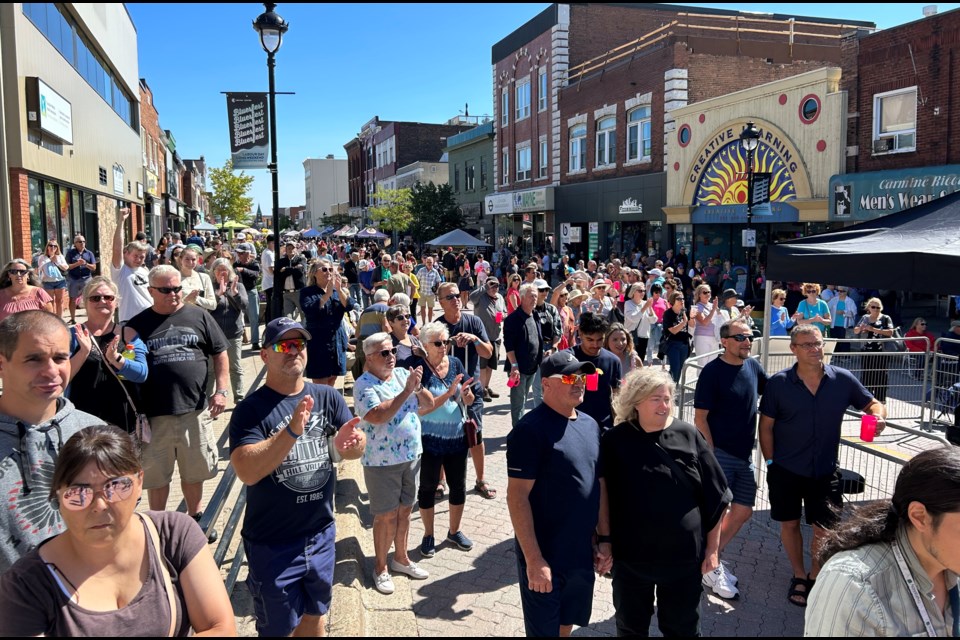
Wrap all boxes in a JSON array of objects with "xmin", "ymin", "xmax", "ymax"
[
  {"xmin": 596, "ymin": 117, "xmax": 616, "ymax": 167},
  {"xmin": 873, "ymin": 87, "xmax": 917, "ymax": 154},
  {"xmin": 569, "ymin": 124, "xmax": 587, "ymax": 172},
  {"xmin": 627, "ymin": 106, "xmax": 652, "ymax": 162},
  {"xmin": 502, "ymin": 151, "xmax": 509, "ymax": 185},
  {"xmin": 516, "ymin": 80, "xmax": 531, "ymax": 121},
  {"xmin": 465, "ymin": 162, "xmax": 475, "ymax": 191},
  {"xmin": 501, "ymin": 89, "xmax": 509, "ymax": 127},
  {"xmin": 517, "ymin": 144, "xmax": 531, "ymax": 181},
  {"xmin": 538, "ymin": 68, "xmax": 548, "ymax": 112},
  {"xmin": 539, "ymin": 139, "xmax": 548, "ymax": 178}
]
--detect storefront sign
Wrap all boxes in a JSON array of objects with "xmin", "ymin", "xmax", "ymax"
[
  {"xmin": 560, "ymin": 223, "xmax": 582, "ymax": 243},
  {"xmin": 31, "ymin": 78, "xmax": 73, "ymax": 144},
  {"xmin": 145, "ymin": 170, "xmax": 159, "ymax": 196},
  {"xmin": 484, "ymin": 193, "xmax": 514, "ymax": 215},
  {"xmin": 829, "ymin": 165, "xmax": 960, "ymax": 221},
  {"xmin": 690, "ymin": 202, "xmax": 799, "ymax": 224},
  {"xmin": 512, "ymin": 187, "xmax": 553, "ymax": 213},
  {"xmin": 588, "ymin": 222, "xmax": 599, "ymax": 234},
  {"xmin": 618, "ymin": 197, "xmax": 643, "ymax": 215},
  {"xmin": 588, "ymin": 230, "xmax": 599, "ymax": 259},
  {"xmin": 226, "ymin": 93, "xmax": 269, "ymax": 169},
  {"xmin": 113, "ymin": 164, "xmax": 125, "ymax": 196}
]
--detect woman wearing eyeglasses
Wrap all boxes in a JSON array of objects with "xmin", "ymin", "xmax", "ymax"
[
  {"xmin": 208, "ymin": 259, "xmax": 247, "ymax": 402},
  {"xmin": 387, "ymin": 304, "xmax": 421, "ymax": 368},
  {"xmin": 0, "ymin": 258, "xmax": 53, "ymax": 322},
  {"xmin": 0, "ymin": 425, "xmax": 236, "ymax": 636},
  {"xmin": 300, "ymin": 259, "xmax": 355, "ymax": 387},
  {"xmin": 792, "ymin": 283, "xmax": 831, "ymax": 337},
  {"xmin": 854, "ymin": 297, "xmax": 895, "ymax": 402},
  {"xmin": 904, "ymin": 317, "xmax": 936, "ymax": 379},
  {"xmin": 413, "ymin": 322, "xmax": 476, "ymax": 558},
  {"xmin": 38, "ymin": 241, "xmax": 69, "ymax": 319},
  {"xmin": 67, "ymin": 277, "xmax": 148, "ymax": 434},
  {"xmin": 603, "ymin": 369, "xmax": 731, "ymax": 636}
]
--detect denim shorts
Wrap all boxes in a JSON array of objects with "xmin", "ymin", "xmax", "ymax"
[
  {"xmin": 712, "ymin": 447, "xmax": 757, "ymax": 508},
  {"xmin": 42, "ymin": 280, "xmax": 66, "ymax": 291},
  {"xmin": 244, "ymin": 524, "xmax": 336, "ymax": 636}
]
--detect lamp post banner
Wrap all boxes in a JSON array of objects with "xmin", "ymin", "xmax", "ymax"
[{"xmin": 226, "ymin": 92, "xmax": 269, "ymax": 169}]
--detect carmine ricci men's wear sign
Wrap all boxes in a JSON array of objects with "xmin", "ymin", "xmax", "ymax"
[{"xmin": 226, "ymin": 92, "xmax": 269, "ymax": 169}]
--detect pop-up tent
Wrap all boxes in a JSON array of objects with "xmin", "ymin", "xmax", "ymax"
[
  {"xmin": 766, "ymin": 190, "xmax": 960, "ymax": 295},
  {"xmin": 425, "ymin": 229, "xmax": 491, "ymax": 248}
]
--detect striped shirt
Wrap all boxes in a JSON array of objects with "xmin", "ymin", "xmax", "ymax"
[{"xmin": 805, "ymin": 525, "xmax": 960, "ymax": 637}]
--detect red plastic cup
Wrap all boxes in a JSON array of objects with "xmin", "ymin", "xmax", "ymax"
[
  {"xmin": 586, "ymin": 373, "xmax": 599, "ymax": 391},
  {"xmin": 507, "ymin": 375, "xmax": 519, "ymax": 388},
  {"xmin": 860, "ymin": 414, "xmax": 877, "ymax": 442},
  {"xmin": 496, "ymin": 311, "xmax": 504, "ymax": 323}
]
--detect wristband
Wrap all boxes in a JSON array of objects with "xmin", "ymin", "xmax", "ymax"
[
  {"xmin": 511, "ymin": 363, "xmax": 519, "ymax": 369},
  {"xmin": 285, "ymin": 424, "xmax": 301, "ymax": 440},
  {"xmin": 765, "ymin": 459, "xmax": 773, "ymax": 466}
]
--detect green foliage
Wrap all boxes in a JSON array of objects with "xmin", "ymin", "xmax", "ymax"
[
  {"xmin": 208, "ymin": 159, "xmax": 255, "ymax": 225},
  {"xmin": 368, "ymin": 186, "xmax": 413, "ymax": 232},
  {"xmin": 409, "ymin": 182, "xmax": 465, "ymax": 243}
]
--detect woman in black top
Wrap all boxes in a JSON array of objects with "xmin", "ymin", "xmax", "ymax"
[
  {"xmin": 208, "ymin": 259, "xmax": 247, "ymax": 402},
  {"xmin": 602, "ymin": 368, "xmax": 731, "ymax": 637},
  {"xmin": 661, "ymin": 290, "xmax": 694, "ymax": 383},
  {"xmin": 853, "ymin": 296, "xmax": 895, "ymax": 402}
]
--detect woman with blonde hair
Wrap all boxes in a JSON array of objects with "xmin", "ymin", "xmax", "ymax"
[
  {"xmin": 604, "ymin": 368, "xmax": 730, "ymax": 636},
  {"xmin": 208, "ymin": 258, "xmax": 247, "ymax": 401},
  {"xmin": 300, "ymin": 258, "xmax": 354, "ymax": 386},
  {"xmin": 0, "ymin": 258, "xmax": 53, "ymax": 322},
  {"xmin": 904, "ymin": 316, "xmax": 936, "ymax": 379},
  {"xmin": 38, "ymin": 240, "xmax": 69, "ymax": 318},
  {"xmin": 853, "ymin": 296, "xmax": 895, "ymax": 402},
  {"xmin": 691, "ymin": 283, "xmax": 720, "ymax": 363},
  {"xmin": 792, "ymin": 283, "xmax": 831, "ymax": 336},
  {"xmin": 768, "ymin": 288, "xmax": 795, "ymax": 337}
]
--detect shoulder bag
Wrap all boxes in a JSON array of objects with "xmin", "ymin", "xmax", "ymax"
[
  {"xmin": 454, "ymin": 341, "xmax": 480, "ymax": 448},
  {"xmin": 89, "ymin": 329, "xmax": 151, "ymax": 444}
]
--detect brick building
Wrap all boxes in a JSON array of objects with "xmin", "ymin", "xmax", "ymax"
[{"xmin": 140, "ymin": 79, "xmax": 167, "ymax": 243}]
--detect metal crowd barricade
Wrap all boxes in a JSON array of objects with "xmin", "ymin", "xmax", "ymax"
[{"xmin": 930, "ymin": 337, "xmax": 960, "ymax": 428}]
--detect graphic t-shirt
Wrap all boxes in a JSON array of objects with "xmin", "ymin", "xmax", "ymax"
[
  {"xmin": 354, "ymin": 368, "xmax": 422, "ymax": 467},
  {"xmin": 229, "ymin": 383, "xmax": 353, "ymax": 543},
  {"xmin": 127, "ymin": 305, "xmax": 229, "ymax": 417},
  {"xmin": 111, "ymin": 263, "xmax": 152, "ymax": 323}
]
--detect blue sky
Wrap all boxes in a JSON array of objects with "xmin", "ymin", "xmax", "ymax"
[{"xmin": 128, "ymin": 3, "xmax": 958, "ymax": 222}]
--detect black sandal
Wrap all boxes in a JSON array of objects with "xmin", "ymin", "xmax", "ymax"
[{"xmin": 787, "ymin": 576, "xmax": 811, "ymax": 607}]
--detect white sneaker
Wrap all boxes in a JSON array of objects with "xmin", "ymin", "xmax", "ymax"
[
  {"xmin": 374, "ymin": 570, "xmax": 395, "ymax": 594},
  {"xmin": 389, "ymin": 558, "xmax": 429, "ymax": 580},
  {"xmin": 721, "ymin": 561, "xmax": 739, "ymax": 586},
  {"xmin": 702, "ymin": 563, "xmax": 739, "ymax": 599}
]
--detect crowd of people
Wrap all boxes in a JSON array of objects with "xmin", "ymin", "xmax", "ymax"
[{"xmin": 2, "ymin": 212, "xmax": 960, "ymax": 637}]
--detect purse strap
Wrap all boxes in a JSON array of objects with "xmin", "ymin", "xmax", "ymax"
[
  {"xmin": 140, "ymin": 513, "xmax": 178, "ymax": 637},
  {"xmin": 87, "ymin": 326, "xmax": 141, "ymax": 416}
]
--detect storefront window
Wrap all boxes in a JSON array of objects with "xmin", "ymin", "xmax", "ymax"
[
  {"xmin": 59, "ymin": 187, "xmax": 71, "ymax": 249},
  {"xmin": 621, "ymin": 222, "xmax": 646, "ymax": 258},
  {"xmin": 605, "ymin": 222, "xmax": 621, "ymax": 258},
  {"xmin": 29, "ymin": 178, "xmax": 43, "ymax": 258},
  {"xmin": 44, "ymin": 183, "xmax": 57, "ymax": 251},
  {"xmin": 675, "ymin": 224, "xmax": 693, "ymax": 257}
]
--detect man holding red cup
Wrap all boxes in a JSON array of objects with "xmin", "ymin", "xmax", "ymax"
[{"xmin": 470, "ymin": 278, "xmax": 508, "ymax": 402}]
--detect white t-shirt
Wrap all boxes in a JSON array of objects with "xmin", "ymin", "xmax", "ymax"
[
  {"xmin": 110, "ymin": 263, "xmax": 152, "ymax": 322},
  {"xmin": 261, "ymin": 249, "xmax": 275, "ymax": 290}
]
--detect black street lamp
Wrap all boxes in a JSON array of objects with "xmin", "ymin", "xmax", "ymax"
[
  {"xmin": 739, "ymin": 121, "xmax": 760, "ymax": 301},
  {"xmin": 253, "ymin": 2, "xmax": 288, "ymax": 321}
]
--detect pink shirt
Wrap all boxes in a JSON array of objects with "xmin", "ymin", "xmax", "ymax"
[
  {"xmin": 651, "ymin": 297, "xmax": 669, "ymax": 323},
  {"xmin": 0, "ymin": 287, "xmax": 52, "ymax": 322}
]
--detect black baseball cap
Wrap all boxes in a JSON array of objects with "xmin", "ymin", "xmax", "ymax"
[
  {"xmin": 539, "ymin": 351, "xmax": 597, "ymax": 378},
  {"xmin": 262, "ymin": 317, "xmax": 312, "ymax": 347}
]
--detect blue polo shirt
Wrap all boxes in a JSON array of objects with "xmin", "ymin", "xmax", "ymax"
[{"xmin": 759, "ymin": 364, "xmax": 873, "ymax": 478}]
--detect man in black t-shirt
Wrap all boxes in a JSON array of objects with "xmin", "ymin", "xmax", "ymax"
[
  {"xmin": 507, "ymin": 351, "xmax": 607, "ymax": 637},
  {"xmin": 234, "ymin": 243, "xmax": 262, "ymax": 348},
  {"xmin": 127, "ymin": 265, "xmax": 229, "ymax": 530},
  {"xmin": 229, "ymin": 318, "xmax": 364, "ymax": 637},
  {"xmin": 564, "ymin": 312, "xmax": 622, "ymax": 431}
]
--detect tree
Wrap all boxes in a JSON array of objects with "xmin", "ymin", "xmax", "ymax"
[
  {"xmin": 368, "ymin": 185, "xmax": 413, "ymax": 233},
  {"xmin": 208, "ymin": 159, "xmax": 255, "ymax": 225},
  {"xmin": 409, "ymin": 181, "xmax": 465, "ymax": 244}
]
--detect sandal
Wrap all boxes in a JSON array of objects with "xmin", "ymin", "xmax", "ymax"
[
  {"xmin": 475, "ymin": 480, "xmax": 497, "ymax": 499},
  {"xmin": 435, "ymin": 481, "xmax": 447, "ymax": 499},
  {"xmin": 787, "ymin": 575, "xmax": 812, "ymax": 607}
]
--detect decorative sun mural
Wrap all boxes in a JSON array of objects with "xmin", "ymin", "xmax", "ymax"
[{"xmin": 693, "ymin": 140, "xmax": 796, "ymax": 206}]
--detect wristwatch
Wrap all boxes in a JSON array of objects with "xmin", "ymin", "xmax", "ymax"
[{"xmin": 213, "ymin": 390, "xmax": 229, "ymax": 398}]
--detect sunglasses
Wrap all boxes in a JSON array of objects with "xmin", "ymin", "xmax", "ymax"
[
  {"xmin": 271, "ymin": 339, "xmax": 307, "ymax": 353},
  {"xmin": 726, "ymin": 334, "xmax": 753, "ymax": 342},
  {"xmin": 442, "ymin": 294, "xmax": 460, "ymax": 301},
  {"xmin": 391, "ymin": 314, "xmax": 409, "ymax": 321},
  {"xmin": 431, "ymin": 340, "xmax": 451, "ymax": 348},
  {"xmin": 869, "ymin": 306, "xmax": 880, "ymax": 310},
  {"xmin": 7, "ymin": 269, "xmax": 28, "ymax": 277},
  {"xmin": 59, "ymin": 476, "xmax": 136, "ymax": 511},
  {"xmin": 88, "ymin": 294, "xmax": 116, "ymax": 303},
  {"xmin": 919, "ymin": 322, "xmax": 927, "ymax": 326},
  {"xmin": 150, "ymin": 286, "xmax": 183, "ymax": 294},
  {"xmin": 318, "ymin": 266, "xmax": 331, "ymax": 273},
  {"xmin": 371, "ymin": 347, "xmax": 398, "ymax": 358},
  {"xmin": 538, "ymin": 288, "xmax": 550, "ymax": 293},
  {"xmin": 549, "ymin": 374, "xmax": 589, "ymax": 385}
]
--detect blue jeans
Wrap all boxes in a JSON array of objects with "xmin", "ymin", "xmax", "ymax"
[
  {"xmin": 349, "ymin": 283, "xmax": 363, "ymax": 307},
  {"xmin": 665, "ymin": 340, "xmax": 690, "ymax": 383},
  {"xmin": 246, "ymin": 289, "xmax": 260, "ymax": 346},
  {"xmin": 531, "ymin": 370, "xmax": 544, "ymax": 409},
  {"xmin": 509, "ymin": 372, "xmax": 536, "ymax": 427},
  {"xmin": 648, "ymin": 323, "xmax": 663, "ymax": 361}
]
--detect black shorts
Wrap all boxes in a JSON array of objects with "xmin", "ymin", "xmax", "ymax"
[
  {"xmin": 480, "ymin": 340, "xmax": 500, "ymax": 370},
  {"xmin": 766, "ymin": 463, "xmax": 841, "ymax": 527},
  {"xmin": 518, "ymin": 553, "xmax": 595, "ymax": 636}
]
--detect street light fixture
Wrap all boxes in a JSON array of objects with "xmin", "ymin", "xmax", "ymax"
[
  {"xmin": 739, "ymin": 121, "xmax": 760, "ymax": 301},
  {"xmin": 253, "ymin": 2, "xmax": 288, "ymax": 321}
]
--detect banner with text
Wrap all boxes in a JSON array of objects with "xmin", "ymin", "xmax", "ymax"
[{"xmin": 226, "ymin": 93, "xmax": 269, "ymax": 169}]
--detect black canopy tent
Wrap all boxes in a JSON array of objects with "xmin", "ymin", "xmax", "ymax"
[{"xmin": 766, "ymin": 189, "xmax": 960, "ymax": 295}]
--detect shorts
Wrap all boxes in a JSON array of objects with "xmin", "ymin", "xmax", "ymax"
[
  {"xmin": 363, "ymin": 458, "xmax": 421, "ymax": 515},
  {"xmin": 68, "ymin": 277, "xmax": 89, "ymax": 299},
  {"xmin": 42, "ymin": 280, "xmax": 66, "ymax": 291},
  {"xmin": 480, "ymin": 340, "xmax": 501, "ymax": 370},
  {"xmin": 766, "ymin": 463, "xmax": 841, "ymax": 527},
  {"xmin": 141, "ymin": 410, "xmax": 219, "ymax": 488},
  {"xmin": 713, "ymin": 448, "xmax": 757, "ymax": 508},
  {"xmin": 518, "ymin": 550, "xmax": 595, "ymax": 636},
  {"xmin": 420, "ymin": 294, "xmax": 436, "ymax": 308},
  {"xmin": 244, "ymin": 524, "xmax": 336, "ymax": 636}
]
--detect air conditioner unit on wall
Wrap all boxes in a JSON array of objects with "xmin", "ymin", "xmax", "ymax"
[{"xmin": 873, "ymin": 137, "xmax": 895, "ymax": 153}]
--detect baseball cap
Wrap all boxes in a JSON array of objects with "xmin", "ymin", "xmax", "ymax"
[
  {"xmin": 485, "ymin": 278, "xmax": 500, "ymax": 288},
  {"xmin": 951, "ymin": 320, "xmax": 960, "ymax": 329},
  {"xmin": 533, "ymin": 278, "xmax": 550, "ymax": 290},
  {"xmin": 284, "ymin": 239, "xmax": 296, "ymax": 247},
  {"xmin": 539, "ymin": 350, "xmax": 597, "ymax": 378},
  {"xmin": 263, "ymin": 317, "xmax": 313, "ymax": 347},
  {"xmin": 647, "ymin": 268, "xmax": 664, "ymax": 278},
  {"xmin": 721, "ymin": 288, "xmax": 739, "ymax": 301},
  {"xmin": 237, "ymin": 243, "xmax": 254, "ymax": 253}
]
